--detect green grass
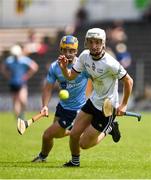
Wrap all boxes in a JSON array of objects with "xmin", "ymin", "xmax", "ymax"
[{"xmin": 0, "ymin": 112, "xmax": 151, "ymax": 179}]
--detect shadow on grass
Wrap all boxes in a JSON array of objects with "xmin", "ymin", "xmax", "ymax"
[
  {"xmin": 0, "ymin": 161, "xmax": 62, "ymax": 168},
  {"xmin": 0, "ymin": 161, "xmax": 86, "ymax": 169}
]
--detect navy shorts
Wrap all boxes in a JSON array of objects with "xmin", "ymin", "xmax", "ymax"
[
  {"xmin": 9, "ymin": 84, "xmax": 22, "ymax": 92},
  {"xmin": 81, "ymin": 99, "xmax": 115, "ymax": 134},
  {"xmin": 55, "ymin": 103, "xmax": 77, "ymax": 130}
]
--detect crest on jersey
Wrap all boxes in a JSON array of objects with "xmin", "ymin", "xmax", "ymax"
[
  {"xmin": 92, "ymin": 62, "xmax": 96, "ymax": 71},
  {"xmin": 60, "ymin": 81, "xmax": 67, "ymax": 89}
]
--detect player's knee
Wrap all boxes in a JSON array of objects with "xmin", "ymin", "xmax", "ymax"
[
  {"xmin": 70, "ymin": 130, "xmax": 81, "ymax": 140},
  {"xmin": 43, "ymin": 129, "xmax": 54, "ymax": 140},
  {"xmin": 79, "ymin": 141, "xmax": 89, "ymax": 149}
]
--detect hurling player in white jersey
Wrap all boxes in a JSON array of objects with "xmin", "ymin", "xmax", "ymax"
[
  {"xmin": 59, "ymin": 28, "xmax": 133, "ymax": 167},
  {"xmin": 32, "ymin": 35, "xmax": 91, "ymax": 163}
]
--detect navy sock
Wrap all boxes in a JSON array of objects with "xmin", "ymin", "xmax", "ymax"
[
  {"xmin": 71, "ymin": 155, "xmax": 80, "ymax": 165},
  {"xmin": 39, "ymin": 152, "xmax": 48, "ymax": 159}
]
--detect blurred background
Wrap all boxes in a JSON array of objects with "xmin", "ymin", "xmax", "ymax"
[{"xmin": 0, "ymin": 0, "xmax": 151, "ymax": 112}]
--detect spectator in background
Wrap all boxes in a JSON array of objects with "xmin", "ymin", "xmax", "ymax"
[
  {"xmin": 24, "ymin": 29, "xmax": 40, "ymax": 56},
  {"xmin": 37, "ymin": 36, "xmax": 52, "ymax": 56},
  {"xmin": 64, "ymin": 3, "xmax": 89, "ymax": 35},
  {"xmin": 115, "ymin": 43, "xmax": 132, "ymax": 69},
  {"xmin": 107, "ymin": 21, "xmax": 132, "ymax": 69},
  {"xmin": 1, "ymin": 44, "xmax": 39, "ymax": 119},
  {"xmin": 74, "ymin": 5, "xmax": 89, "ymax": 31},
  {"xmin": 142, "ymin": 2, "xmax": 151, "ymax": 22}
]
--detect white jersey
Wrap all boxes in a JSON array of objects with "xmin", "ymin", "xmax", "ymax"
[{"xmin": 73, "ymin": 50, "xmax": 127, "ymax": 111}]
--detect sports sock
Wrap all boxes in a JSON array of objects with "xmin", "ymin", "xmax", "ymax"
[
  {"xmin": 106, "ymin": 125, "xmax": 112, "ymax": 135},
  {"xmin": 71, "ymin": 155, "xmax": 80, "ymax": 165}
]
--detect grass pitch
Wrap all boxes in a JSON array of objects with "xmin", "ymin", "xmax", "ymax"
[{"xmin": 0, "ymin": 111, "xmax": 151, "ymax": 179}]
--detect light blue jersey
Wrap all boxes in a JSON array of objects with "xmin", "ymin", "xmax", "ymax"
[
  {"xmin": 47, "ymin": 58, "xmax": 89, "ymax": 111},
  {"xmin": 5, "ymin": 56, "xmax": 33, "ymax": 86}
]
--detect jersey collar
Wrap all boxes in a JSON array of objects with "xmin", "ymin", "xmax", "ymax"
[{"xmin": 91, "ymin": 52, "xmax": 105, "ymax": 61}]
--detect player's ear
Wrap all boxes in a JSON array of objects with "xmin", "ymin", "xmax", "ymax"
[
  {"xmin": 75, "ymin": 49, "xmax": 78, "ymax": 55},
  {"xmin": 60, "ymin": 48, "xmax": 63, "ymax": 54},
  {"xmin": 102, "ymin": 42, "xmax": 106, "ymax": 50}
]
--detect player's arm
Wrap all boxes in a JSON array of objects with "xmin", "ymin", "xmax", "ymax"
[
  {"xmin": 86, "ymin": 79, "xmax": 93, "ymax": 97},
  {"xmin": 23, "ymin": 60, "xmax": 39, "ymax": 81},
  {"xmin": 58, "ymin": 55, "xmax": 79, "ymax": 80},
  {"xmin": 117, "ymin": 73, "xmax": 133, "ymax": 115},
  {"xmin": 41, "ymin": 82, "xmax": 55, "ymax": 116}
]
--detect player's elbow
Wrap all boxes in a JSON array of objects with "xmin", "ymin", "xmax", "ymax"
[
  {"xmin": 68, "ymin": 70, "xmax": 78, "ymax": 80},
  {"xmin": 124, "ymin": 74, "xmax": 133, "ymax": 88},
  {"xmin": 128, "ymin": 76, "xmax": 133, "ymax": 88},
  {"xmin": 34, "ymin": 64, "xmax": 39, "ymax": 72},
  {"xmin": 31, "ymin": 61, "xmax": 39, "ymax": 73}
]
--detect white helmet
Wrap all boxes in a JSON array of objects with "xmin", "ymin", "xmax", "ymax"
[{"xmin": 85, "ymin": 28, "xmax": 106, "ymax": 42}]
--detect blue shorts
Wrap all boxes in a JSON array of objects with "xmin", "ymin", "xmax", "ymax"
[
  {"xmin": 55, "ymin": 103, "xmax": 78, "ymax": 130},
  {"xmin": 81, "ymin": 99, "xmax": 115, "ymax": 134}
]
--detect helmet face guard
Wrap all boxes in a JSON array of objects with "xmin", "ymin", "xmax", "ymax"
[{"xmin": 60, "ymin": 35, "xmax": 78, "ymax": 50}]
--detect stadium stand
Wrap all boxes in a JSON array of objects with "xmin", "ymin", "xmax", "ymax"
[{"xmin": 0, "ymin": 21, "xmax": 151, "ymax": 103}]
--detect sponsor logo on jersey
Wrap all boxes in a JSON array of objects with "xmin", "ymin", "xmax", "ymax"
[
  {"xmin": 85, "ymin": 63, "xmax": 90, "ymax": 68},
  {"xmin": 60, "ymin": 81, "xmax": 67, "ymax": 89},
  {"xmin": 66, "ymin": 82, "xmax": 82, "ymax": 89},
  {"xmin": 97, "ymin": 68, "xmax": 103, "ymax": 73}
]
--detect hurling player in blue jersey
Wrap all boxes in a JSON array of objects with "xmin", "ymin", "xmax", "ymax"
[
  {"xmin": 32, "ymin": 35, "xmax": 91, "ymax": 162},
  {"xmin": 1, "ymin": 44, "xmax": 38, "ymax": 119}
]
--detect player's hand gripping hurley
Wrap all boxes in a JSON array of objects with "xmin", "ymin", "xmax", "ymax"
[{"xmin": 102, "ymin": 98, "xmax": 141, "ymax": 121}]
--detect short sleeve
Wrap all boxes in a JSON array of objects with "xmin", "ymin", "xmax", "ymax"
[
  {"xmin": 4, "ymin": 57, "xmax": 13, "ymax": 66},
  {"xmin": 110, "ymin": 59, "xmax": 127, "ymax": 79},
  {"xmin": 22, "ymin": 56, "xmax": 33, "ymax": 66},
  {"xmin": 117, "ymin": 64, "xmax": 127, "ymax": 79},
  {"xmin": 46, "ymin": 64, "xmax": 57, "ymax": 84}
]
